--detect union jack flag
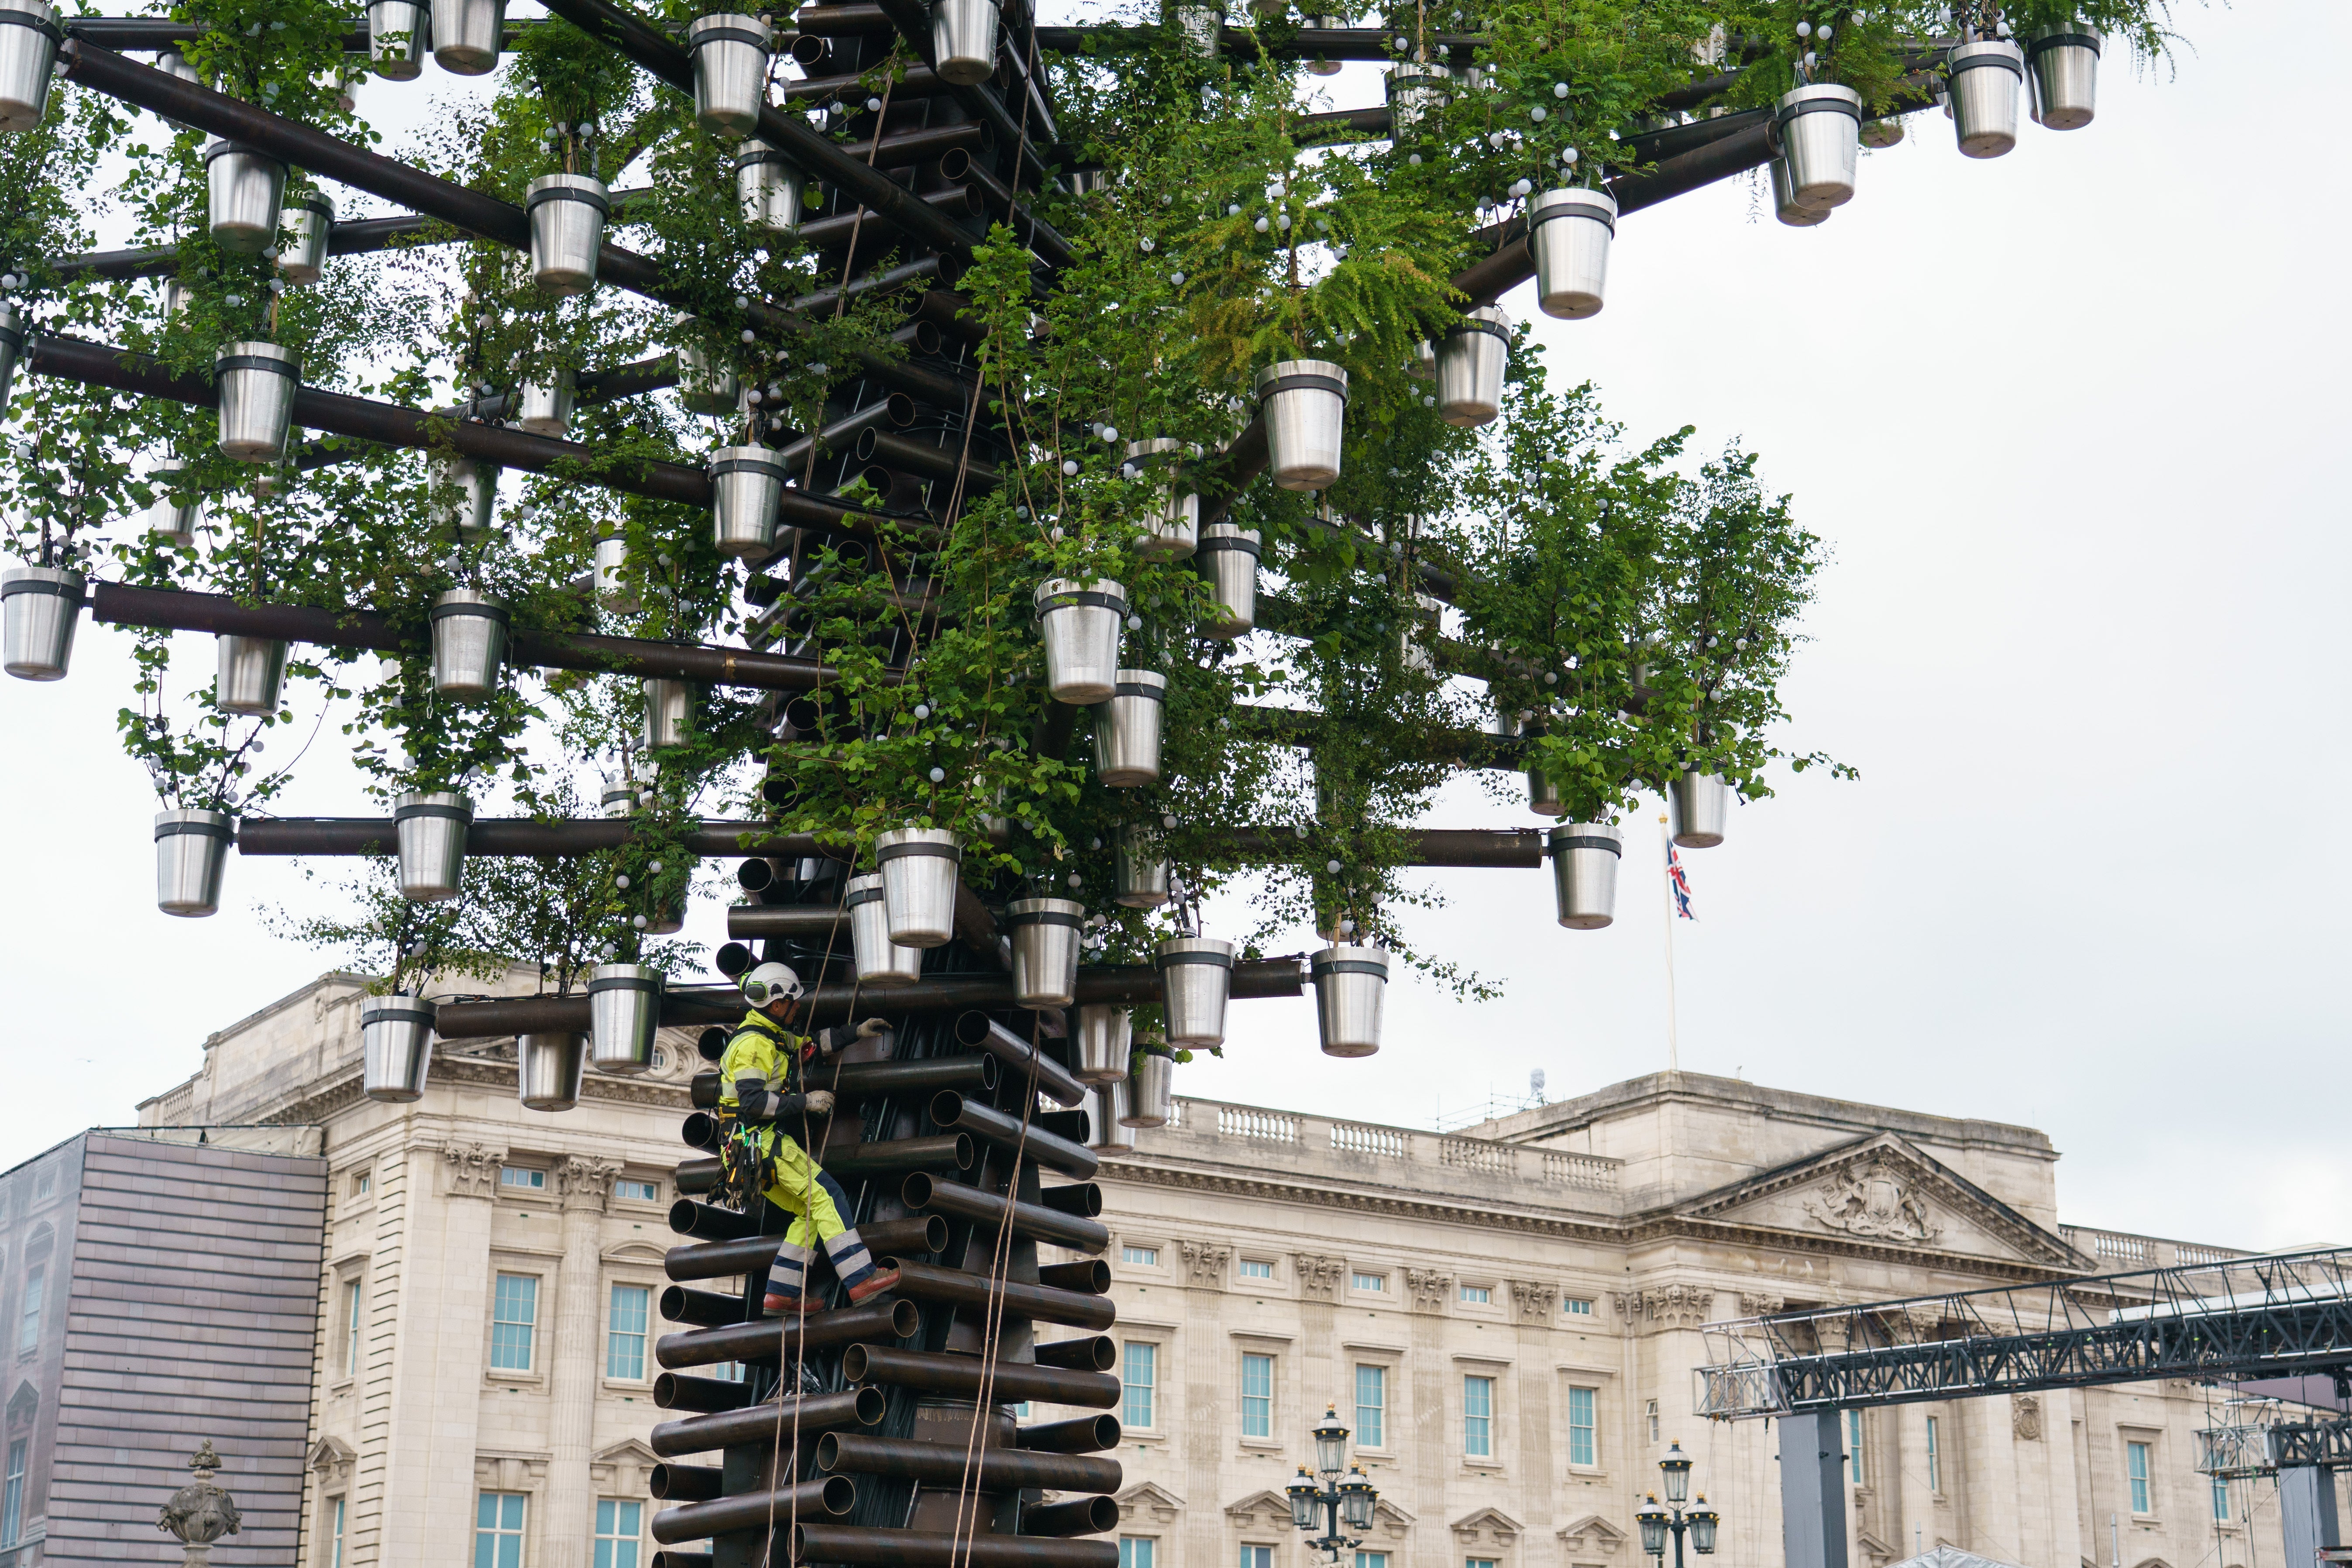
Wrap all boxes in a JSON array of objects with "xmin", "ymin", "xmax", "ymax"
[{"xmin": 1666, "ymin": 841, "xmax": 1696, "ymax": 920}]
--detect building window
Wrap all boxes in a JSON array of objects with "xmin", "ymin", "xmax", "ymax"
[
  {"xmin": 1355, "ymin": 1364, "xmax": 1386, "ymax": 1448},
  {"xmin": 1464, "ymin": 1375, "xmax": 1495, "ymax": 1458},
  {"xmin": 1351, "ymin": 1272, "xmax": 1386, "ymax": 1293},
  {"xmin": 612, "ymin": 1179, "xmax": 658, "ymax": 1203},
  {"xmin": 1239, "ymin": 1259, "xmax": 1274, "ymax": 1280},
  {"xmin": 1847, "ymin": 1410, "xmax": 1865, "ymax": 1483},
  {"xmin": 491, "ymin": 1273, "xmax": 538, "ymax": 1372},
  {"xmin": 1356, "ymin": 1555, "xmax": 1389, "ymax": 1568},
  {"xmin": 1925, "ymin": 1416, "xmax": 1941, "ymax": 1493},
  {"xmin": 499, "ymin": 1168, "xmax": 545, "ymax": 1193},
  {"xmin": 1468, "ymin": 1560, "xmax": 1500, "ymax": 1568},
  {"xmin": 1122, "ymin": 1246, "xmax": 1159, "ymax": 1267},
  {"xmin": 16, "ymin": 1266, "xmax": 41, "ymax": 1353},
  {"xmin": 1460, "ymin": 1285, "xmax": 1490, "ymax": 1304},
  {"xmin": 1565, "ymin": 1297, "xmax": 1593, "ymax": 1317},
  {"xmin": 475, "ymin": 1492, "xmax": 526, "ymax": 1568},
  {"xmin": 1241, "ymin": 1548, "xmax": 1273, "ymax": 1568},
  {"xmin": 350, "ymin": 1170, "xmax": 372, "ymax": 1197},
  {"xmin": 711, "ymin": 1362, "xmax": 745, "ymax": 1382},
  {"xmin": 607, "ymin": 1285, "xmax": 650, "ymax": 1381},
  {"xmin": 342, "ymin": 1279, "xmax": 364, "ymax": 1375},
  {"xmin": 2127, "ymin": 1440, "xmax": 2152, "ymax": 1514},
  {"xmin": 1646, "ymin": 1399, "xmax": 1660, "ymax": 1444},
  {"xmin": 328, "ymin": 1496, "xmax": 346, "ymax": 1568},
  {"xmin": 1567, "ymin": 1385, "xmax": 1597, "ymax": 1467},
  {"xmin": 1241, "ymin": 1352, "xmax": 1273, "ymax": 1438},
  {"xmin": 594, "ymin": 1499, "xmax": 642, "ymax": 1568},
  {"xmin": 2, "ymin": 1439, "xmax": 23, "ymax": 1547},
  {"xmin": 1122, "ymin": 1342, "xmax": 1156, "ymax": 1430},
  {"xmin": 2211, "ymin": 1475, "xmax": 2229, "ymax": 1522},
  {"xmin": 31, "ymin": 1169, "xmax": 52, "ymax": 1201},
  {"xmin": 1011, "ymin": 1402, "xmax": 1032, "ymax": 1419},
  {"xmin": 1120, "ymin": 1540, "xmax": 1156, "ymax": 1568}
]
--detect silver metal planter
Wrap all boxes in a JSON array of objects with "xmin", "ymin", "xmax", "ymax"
[
  {"xmin": 600, "ymin": 772, "xmax": 640, "ymax": 818},
  {"xmin": 846, "ymin": 872, "xmax": 924, "ymax": 986},
  {"xmin": 1671, "ymin": 771, "xmax": 1729, "ymax": 849},
  {"xmin": 394, "ymin": 790, "xmax": 472, "ymax": 901},
  {"xmin": 430, "ymin": 0, "xmax": 503, "ymax": 74},
  {"xmin": 1769, "ymin": 151, "xmax": 1832, "ymax": 227},
  {"xmin": 0, "ymin": 301, "xmax": 20, "ymax": 404},
  {"xmin": 1085, "ymin": 1080, "xmax": 1136, "ymax": 1152},
  {"xmin": 1860, "ymin": 117, "xmax": 1905, "ymax": 148},
  {"xmin": 678, "ymin": 339, "xmax": 739, "ymax": 414},
  {"xmin": 1122, "ymin": 438, "xmax": 1197, "ymax": 559},
  {"xmin": 432, "ymin": 452, "xmax": 498, "ymax": 543},
  {"xmin": 0, "ymin": 0, "xmax": 59, "ymax": 133},
  {"xmin": 1526, "ymin": 764, "xmax": 1564, "ymax": 817},
  {"xmin": 527, "ymin": 174, "xmax": 609, "ymax": 296},
  {"xmin": 516, "ymin": 368, "xmax": 575, "ymax": 437},
  {"xmin": 279, "ymin": 189, "xmax": 334, "ymax": 284},
  {"xmin": 1948, "ymin": 39, "xmax": 2025, "ymax": 158},
  {"xmin": 736, "ymin": 141, "xmax": 804, "ymax": 233},
  {"xmin": 1435, "ymin": 306, "xmax": 1509, "ymax": 428},
  {"xmin": 588, "ymin": 962, "xmax": 664, "ymax": 1076},
  {"xmin": 361, "ymin": 993, "xmax": 437, "ymax": 1101},
  {"xmin": 215, "ymin": 342, "xmax": 299, "ymax": 462},
  {"xmin": 595, "ymin": 532, "xmax": 636, "ymax": 611},
  {"xmin": 642, "ymin": 677, "xmax": 698, "ymax": 749},
  {"xmin": 1528, "ymin": 187, "xmax": 1615, "ymax": 320},
  {"xmin": 1197, "ymin": 525, "xmax": 1259, "ymax": 638},
  {"xmin": 2026, "ymin": 25, "xmax": 2098, "ymax": 130},
  {"xmin": 709, "ymin": 444, "xmax": 785, "ymax": 558},
  {"xmin": 214, "ymin": 634, "xmax": 289, "ymax": 716},
  {"xmin": 146, "ymin": 465, "xmax": 202, "ymax": 546},
  {"xmin": 1094, "ymin": 669, "xmax": 1165, "ymax": 787},
  {"xmin": 875, "ymin": 828, "xmax": 962, "ymax": 948},
  {"xmin": 1007, "ymin": 897, "xmax": 1084, "ymax": 1009},
  {"xmin": 203, "ymin": 139, "xmax": 287, "ymax": 253},
  {"xmin": 1385, "ymin": 63, "xmax": 1449, "ymax": 138},
  {"xmin": 1035, "ymin": 577, "xmax": 1126, "ymax": 705},
  {"xmin": 930, "ymin": 0, "xmax": 999, "ymax": 86},
  {"xmin": 1170, "ymin": 0, "xmax": 1220, "ymax": 58},
  {"xmin": 2, "ymin": 565, "xmax": 82, "ymax": 680},
  {"xmin": 429, "ymin": 588, "xmax": 509, "ymax": 697},
  {"xmin": 1155, "ymin": 935, "xmax": 1233, "ymax": 1047},
  {"xmin": 1773, "ymin": 83, "xmax": 1861, "ymax": 211},
  {"xmin": 688, "ymin": 12, "xmax": 771, "ymax": 136},
  {"xmin": 366, "ymin": 0, "xmax": 430, "ymax": 78},
  {"xmin": 1113, "ymin": 825, "xmax": 1169, "ymax": 909},
  {"xmin": 1121, "ymin": 1045, "xmax": 1174, "ymax": 1127},
  {"xmin": 154, "ymin": 808, "xmax": 233, "ymax": 917},
  {"xmin": 1310, "ymin": 944, "xmax": 1387, "ymax": 1058},
  {"xmin": 518, "ymin": 1031, "xmax": 588, "ymax": 1111},
  {"xmin": 1074, "ymin": 1004, "xmax": 1131, "ymax": 1083},
  {"xmin": 1255, "ymin": 359, "xmax": 1348, "ymax": 491},
  {"xmin": 1546, "ymin": 822, "xmax": 1621, "ymax": 930}
]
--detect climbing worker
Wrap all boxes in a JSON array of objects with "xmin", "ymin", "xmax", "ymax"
[{"xmin": 715, "ymin": 961, "xmax": 899, "ymax": 1313}]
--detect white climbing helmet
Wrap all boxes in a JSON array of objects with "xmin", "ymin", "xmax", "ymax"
[{"xmin": 741, "ymin": 961, "xmax": 805, "ymax": 1008}]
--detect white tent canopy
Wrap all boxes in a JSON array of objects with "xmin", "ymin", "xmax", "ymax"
[{"xmin": 1886, "ymin": 1547, "xmax": 2034, "ymax": 1568}]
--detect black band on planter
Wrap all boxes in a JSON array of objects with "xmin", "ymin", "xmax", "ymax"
[
  {"xmin": 1135, "ymin": 1043, "xmax": 1177, "ymax": 1060},
  {"xmin": 590, "ymin": 974, "xmax": 662, "ymax": 995},
  {"xmin": 1948, "ymin": 51, "xmax": 2025, "ymax": 78},
  {"xmin": 1775, "ymin": 96, "xmax": 1864, "ymax": 124},
  {"xmin": 1260, "ymin": 373, "xmax": 1349, "ymax": 401},
  {"xmin": 1551, "ymin": 836, "xmax": 1623, "ymax": 856},
  {"xmin": 1036, "ymin": 590, "xmax": 1127, "ymax": 615},
  {"xmin": 203, "ymin": 139, "xmax": 282, "ymax": 167},
  {"xmin": 394, "ymin": 803, "xmax": 473, "ymax": 823},
  {"xmin": 361, "ymin": 1005, "xmax": 439, "ymax": 1027},
  {"xmin": 154, "ymin": 817, "xmax": 234, "ymax": 841},
  {"xmin": 1197, "ymin": 536, "xmax": 1262, "ymax": 558},
  {"xmin": 1528, "ymin": 201, "xmax": 1615, "ymax": 237},
  {"xmin": 845, "ymin": 884, "xmax": 885, "ymax": 908},
  {"xmin": 711, "ymin": 456, "xmax": 787, "ymax": 481},
  {"xmin": 529, "ymin": 183, "xmax": 612, "ymax": 216},
  {"xmin": 0, "ymin": 10, "xmax": 62, "ymax": 41},
  {"xmin": 2026, "ymin": 30, "xmax": 2100, "ymax": 55},
  {"xmin": 1311, "ymin": 958, "xmax": 1388, "ymax": 978},
  {"xmin": 1008, "ymin": 910, "xmax": 1085, "ymax": 928},
  {"xmin": 215, "ymin": 354, "xmax": 301, "ymax": 378},
  {"xmin": 689, "ymin": 23, "xmax": 770, "ymax": 48},
  {"xmin": 875, "ymin": 841, "xmax": 961, "ymax": 863},
  {"xmin": 429, "ymin": 601, "xmax": 511, "ymax": 624},
  {"xmin": 1, "ymin": 576, "xmax": 79, "ymax": 600},
  {"xmin": 1445, "ymin": 318, "xmax": 1510, "ymax": 344},
  {"xmin": 1156, "ymin": 950, "xmax": 1234, "ymax": 969},
  {"xmin": 0, "ymin": 322, "xmax": 24, "ymax": 349},
  {"xmin": 1112, "ymin": 682, "xmax": 1166, "ymax": 700}
]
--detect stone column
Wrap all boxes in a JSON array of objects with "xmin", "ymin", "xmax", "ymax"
[
  {"xmin": 1179, "ymin": 1242, "xmax": 1231, "ymax": 1568},
  {"xmin": 545, "ymin": 1155, "xmax": 623, "ymax": 1568}
]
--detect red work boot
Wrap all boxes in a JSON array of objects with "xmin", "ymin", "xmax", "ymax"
[
  {"xmin": 761, "ymin": 1292, "xmax": 802, "ymax": 1316},
  {"xmin": 844, "ymin": 1267, "xmax": 901, "ymax": 1305}
]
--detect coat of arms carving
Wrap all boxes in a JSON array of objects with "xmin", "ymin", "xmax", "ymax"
[{"xmin": 1802, "ymin": 1161, "xmax": 1941, "ymax": 1243}]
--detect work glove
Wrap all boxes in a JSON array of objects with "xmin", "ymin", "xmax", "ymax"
[{"xmin": 804, "ymin": 1090, "xmax": 836, "ymax": 1116}]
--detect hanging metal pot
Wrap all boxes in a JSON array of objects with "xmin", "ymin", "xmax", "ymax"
[
  {"xmin": 146, "ymin": 466, "xmax": 202, "ymax": 546},
  {"xmin": 0, "ymin": 302, "xmax": 24, "ymax": 404},
  {"xmin": 0, "ymin": 0, "xmax": 59, "ymax": 133},
  {"xmin": 846, "ymin": 871, "xmax": 924, "ymax": 986},
  {"xmin": 2026, "ymin": 25, "xmax": 2098, "ymax": 130},
  {"xmin": 1155, "ymin": 936, "xmax": 1232, "ymax": 1048},
  {"xmin": 154, "ymin": 807, "xmax": 234, "ymax": 917},
  {"xmin": 1385, "ymin": 63, "xmax": 1449, "ymax": 138},
  {"xmin": 518, "ymin": 1031, "xmax": 588, "ymax": 1112},
  {"xmin": 2, "ymin": 564, "xmax": 83, "ymax": 680},
  {"xmin": 527, "ymin": 173, "xmax": 609, "ymax": 296},
  {"xmin": 1254, "ymin": 360, "xmax": 1348, "ymax": 492},
  {"xmin": 688, "ymin": 12, "xmax": 771, "ymax": 136},
  {"xmin": 429, "ymin": 588, "xmax": 509, "ymax": 698},
  {"xmin": 1526, "ymin": 764, "xmax": 1565, "ymax": 818},
  {"xmin": 1310, "ymin": 944, "xmax": 1387, "ymax": 1058},
  {"xmin": 1122, "ymin": 1042, "xmax": 1175, "ymax": 1127},
  {"xmin": 678, "ymin": 338, "xmax": 740, "ymax": 415},
  {"xmin": 279, "ymin": 189, "xmax": 334, "ymax": 285},
  {"xmin": 1093, "ymin": 670, "xmax": 1165, "ymax": 787},
  {"xmin": 516, "ymin": 368, "xmax": 575, "ymax": 437},
  {"xmin": 361, "ymin": 993, "xmax": 437, "ymax": 1101},
  {"xmin": 1947, "ymin": 39, "xmax": 2025, "ymax": 158},
  {"xmin": 215, "ymin": 342, "xmax": 300, "ymax": 462},
  {"xmin": 1768, "ymin": 151, "xmax": 1832, "ymax": 227},
  {"xmin": 710, "ymin": 444, "xmax": 785, "ymax": 558},
  {"xmin": 202, "ymin": 139, "xmax": 288, "ymax": 253},
  {"xmin": 1546, "ymin": 822, "xmax": 1621, "ymax": 930},
  {"xmin": 430, "ymin": 0, "xmax": 503, "ymax": 74},
  {"xmin": 1671, "ymin": 771, "xmax": 1729, "ymax": 849},
  {"xmin": 1006, "ymin": 897, "xmax": 1084, "ymax": 1009},
  {"xmin": 930, "ymin": 0, "xmax": 999, "ymax": 86},
  {"xmin": 874, "ymin": 827, "xmax": 962, "ymax": 949},
  {"xmin": 432, "ymin": 452, "xmax": 498, "ymax": 543},
  {"xmin": 1860, "ymin": 117, "xmax": 1905, "ymax": 148},
  {"xmin": 1034, "ymin": 577, "xmax": 1127, "ymax": 705},
  {"xmin": 1772, "ymin": 83, "xmax": 1862, "ymax": 212},
  {"xmin": 366, "ymin": 0, "xmax": 430, "ymax": 78},
  {"xmin": 1085, "ymin": 1080, "xmax": 1136, "ymax": 1153},
  {"xmin": 1113, "ymin": 825, "xmax": 1169, "ymax": 909},
  {"xmin": 594, "ymin": 532, "xmax": 637, "ymax": 611},
  {"xmin": 394, "ymin": 790, "xmax": 472, "ymax": 901},
  {"xmin": 1435, "ymin": 306, "xmax": 1509, "ymax": 428},
  {"xmin": 736, "ymin": 141, "xmax": 804, "ymax": 234},
  {"xmin": 600, "ymin": 772, "xmax": 640, "ymax": 818},
  {"xmin": 162, "ymin": 278, "xmax": 195, "ymax": 321},
  {"xmin": 1121, "ymin": 437, "xmax": 1197, "ymax": 559},
  {"xmin": 1406, "ymin": 338, "xmax": 1436, "ymax": 381},
  {"xmin": 1197, "ymin": 524, "xmax": 1259, "ymax": 638},
  {"xmin": 588, "ymin": 962, "xmax": 664, "ymax": 1075},
  {"xmin": 642, "ymin": 677, "xmax": 698, "ymax": 749},
  {"xmin": 214, "ymin": 634, "xmax": 289, "ymax": 717},
  {"xmin": 1170, "ymin": 0, "xmax": 1220, "ymax": 57},
  {"xmin": 1074, "ymin": 1004, "xmax": 1131, "ymax": 1084},
  {"xmin": 1528, "ymin": 187, "xmax": 1615, "ymax": 321}
]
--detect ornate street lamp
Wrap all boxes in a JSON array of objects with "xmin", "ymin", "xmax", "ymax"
[
  {"xmin": 1313, "ymin": 1407, "xmax": 1351, "ymax": 1475},
  {"xmin": 1287, "ymin": 1469, "xmax": 1319, "ymax": 1531},
  {"xmin": 1660, "ymin": 1440, "xmax": 1694, "ymax": 1503},
  {"xmin": 1640, "ymin": 1444, "xmax": 1723, "ymax": 1568},
  {"xmin": 1688, "ymin": 1499, "xmax": 1720, "ymax": 1555},
  {"xmin": 1636, "ymin": 1497, "xmax": 1669, "ymax": 1557},
  {"xmin": 1338, "ymin": 1467, "xmax": 1376, "ymax": 1530},
  {"xmin": 1289, "ymin": 1409, "xmax": 1381, "ymax": 1561}
]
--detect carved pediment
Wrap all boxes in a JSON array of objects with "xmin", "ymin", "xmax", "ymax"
[
  {"xmin": 602, "ymin": 1240, "xmax": 671, "ymax": 1266},
  {"xmin": 591, "ymin": 1438, "xmax": 659, "ymax": 1495},
  {"xmin": 307, "ymin": 1436, "xmax": 354, "ymax": 1485},
  {"xmin": 1118, "ymin": 1482, "xmax": 1185, "ymax": 1525},
  {"xmin": 1367, "ymin": 1498, "xmax": 1415, "ymax": 1540},
  {"xmin": 6, "ymin": 1382, "xmax": 35, "ymax": 1427},
  {"xmin": 1857, "ymin": 1530, "xmax": 1897, "ymax": 1565},
  {"xmin": 1558, "ymin": 1514, "xmax": 1629, "ymax": 1555},
  {"xmin": 1226, "ymin": 1489, "xmax": 1295, "ymax": 1530},
  {"xmin": 1451, "ymin": 1507, "xmax": 1523, "ymax": 1547}
]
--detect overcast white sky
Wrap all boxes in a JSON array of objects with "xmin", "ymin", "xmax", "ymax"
[{"xmin": 3, "ymin": 0, "xmax": 2341, "ymax": 1252}]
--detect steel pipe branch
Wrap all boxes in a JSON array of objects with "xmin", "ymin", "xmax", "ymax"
[{"xmin": 881, "ymin": 1258, "xmax": 1117, "ymax": 1331}]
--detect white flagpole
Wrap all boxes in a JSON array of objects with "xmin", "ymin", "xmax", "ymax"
[{"xmin": 1658, "ymin": 812, "xmax": 1680, "ymax": 1074}]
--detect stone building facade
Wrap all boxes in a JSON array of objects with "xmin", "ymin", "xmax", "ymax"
[{"xmin": 119, "ymin": 972, "xmax": 2327, "ymax": 1568}]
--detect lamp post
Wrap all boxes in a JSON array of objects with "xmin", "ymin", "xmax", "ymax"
[
  {"xmin": 1634, "ymin": 1441, "xmax": 1721, "ymax": 1568},
  {"xmin": 1286, "ymin": 1407, "xmax": 1381, "ymax": 1561}
]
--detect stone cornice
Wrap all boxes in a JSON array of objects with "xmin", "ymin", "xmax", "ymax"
[{"xmin": 258, "ymin": 1056, "xmax": 694, "ymax": 1129}]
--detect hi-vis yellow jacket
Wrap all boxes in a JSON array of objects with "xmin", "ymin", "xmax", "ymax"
[{"xmin": 717, "ymin": 1010, "xmax": 813, "ymax": 1111}]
